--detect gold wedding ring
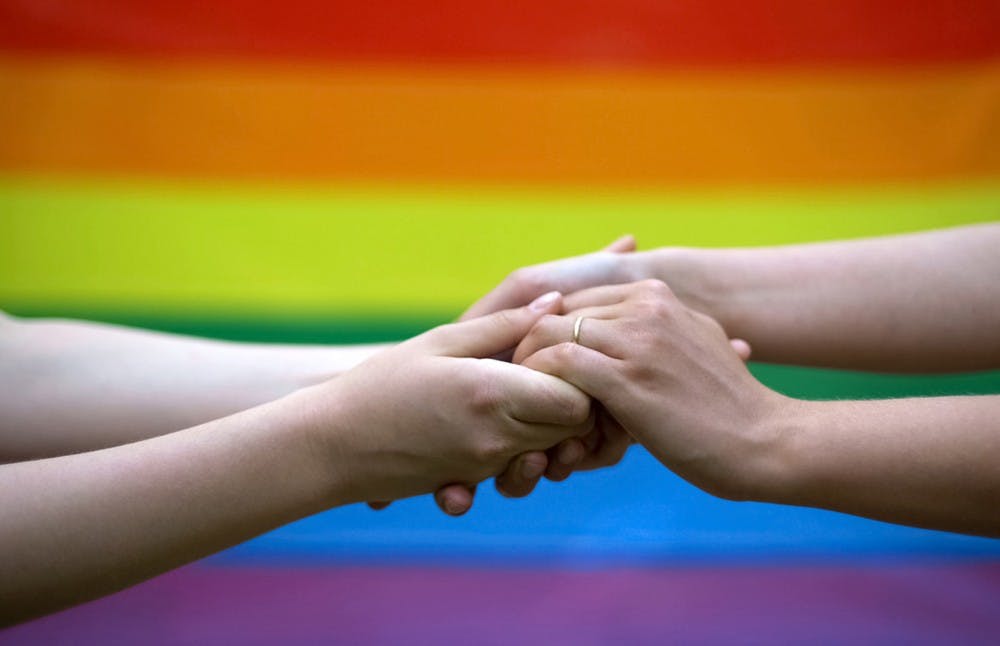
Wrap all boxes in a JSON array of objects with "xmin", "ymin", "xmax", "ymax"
[{"xmin": 572, "ymin": 316, "xmax": 585, "ymax": 345}]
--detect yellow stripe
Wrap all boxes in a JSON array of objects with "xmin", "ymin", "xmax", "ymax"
[
  {"xmin": 1, "ymin": 58, "xmax": 999, "ymax": 185},
  {"xmin": 2, "ymin": 175, "xmax": 998, "ymax": 316}
]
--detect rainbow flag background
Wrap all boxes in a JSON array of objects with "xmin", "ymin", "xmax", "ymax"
[{"xmin": 2, "ymin": 2, "xmax": 1000, "ymax": 643}]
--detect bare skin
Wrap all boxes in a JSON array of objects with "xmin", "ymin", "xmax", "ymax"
[
  {"xmin": 0, "ymin": 314, "xmax": 387, "ymax": 462},
  {"xmin": 441, "ymin": 224, "xmax": 1000, "ymax": 516},
  {"xmin": 518, "ymin": 280, "xmax": 1000, "ymax": 537},
  {"xmin": 0, "ymin": 294, "xmax": 593, "ymax": 626},
  {"xmin": 3, "ymin": 224, "xmax": 997, "ymax": 622},
  {"xmin": 0, "ymin": 311, "xmax": 553, "ymax": 513},
  {"xmin": 652, "ymin": 224, "xmax": 1000, "ymax": 372},
  {"xmin": 466, "ymin": 224, "xmax": 1000, "ymax": 371}
]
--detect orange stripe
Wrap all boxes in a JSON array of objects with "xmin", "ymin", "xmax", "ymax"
[{"xmin": 1, "ymin": 58, "xmax": 999, "ymax": 186}]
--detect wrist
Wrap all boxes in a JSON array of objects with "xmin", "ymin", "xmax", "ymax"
[
  {"xmin": 644, "ymin": 247, "xmax": 724, "ymax": 314},
  {"xmin": 274, "ymin": 381, "xmax": 365, "ymax": 509},
  {"xmin": 738, "ymin": 392, "xmax": 816, "ymax": 506},
  {"xmin": 255, "ymin": 343, "xmax": 393, "ymax": 394},
  {"xmin": 274, "ymin": 346, "xmax": 363, "ymax": 389}
]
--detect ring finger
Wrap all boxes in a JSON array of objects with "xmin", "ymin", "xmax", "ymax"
[{"xmin": 512, "ymin": 313, "xmax": 623, "ymax": 364}]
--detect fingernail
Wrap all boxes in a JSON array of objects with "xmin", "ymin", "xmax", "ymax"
[
  {"xmin": 521, "ymin": 458, "xmax": 546, "ymax": 480},
  {"xmin": 445, "ymin": 499, "xmax": 465, "ymax": 515},
  {"xmin": 529, "ymin": 291, "xmax": 561, "ymax": 311}
]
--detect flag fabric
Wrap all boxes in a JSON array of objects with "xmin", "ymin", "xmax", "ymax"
[{"xmin": 2, "ymin": 2, "xmax": 999, "ymax": 643}]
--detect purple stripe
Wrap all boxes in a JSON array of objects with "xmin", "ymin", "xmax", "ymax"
[{"xmin": 6, "ymin": 562, "xmax": 1000, "ymax": 645}]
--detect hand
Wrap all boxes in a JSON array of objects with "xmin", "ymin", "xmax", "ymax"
[
  {"xmin": 313, "ymin": 292, "xmax": 595, "ymax": 507},
  {"xmin": 513, "ymin": 280, "xmax": 780, "ymax": 501},
  {"xmin": 425, "ymin": 236, "xmax": 643, "ymax": 514},
  {"xmin": 432, "ymin": 239, "xmax": 750, "ymax": 513},
  {"xmin": 478, "ymin": 310, "xmax": 750, "ymax": 505},
  {"xmin": 460, "ymin": 235, "xmax": 644, "ymax": 321}
]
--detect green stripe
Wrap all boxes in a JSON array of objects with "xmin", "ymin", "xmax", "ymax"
[
  {"xmin": 6, "ymin": 308, "xmax": 996, "ymax": 399},
  {"xmin": 2, "ymin": 175, "xmax": 999, "ymax": 316}
]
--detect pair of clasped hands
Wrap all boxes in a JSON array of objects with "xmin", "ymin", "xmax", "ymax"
[{"xmin": 315, "ymin": 235, "xmax": 767, "ymax": 516}]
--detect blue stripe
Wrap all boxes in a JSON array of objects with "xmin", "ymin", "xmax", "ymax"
[{"xmin": 212, "ymin": 448, "xmax": 1000, "ymax": 567}]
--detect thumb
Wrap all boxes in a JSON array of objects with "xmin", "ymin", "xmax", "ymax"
[
  {"xmin": 431, "ymin": 291, "xmax": 562, "ymax": 358},
  {"xmin": 603, "ymin": 234, "xmax": 636, "ymax": 253}
]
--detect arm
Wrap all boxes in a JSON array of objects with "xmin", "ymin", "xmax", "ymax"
[
  {"xmin": 1, "ymin": 392, "xmax": 335, "ymax": 625},
  {"xmin": 516, "ymin": 280, "xmax": 1000, "ymax": 537},
  {"xmin": 0, "ymin": 313, "xmax": 387, "ymax": 461},
  {"xmin": 444, "ymin": 224, "xmax": 1000, "ymax": 513},
  {"xmin": 471, "ymin": 224, "xmax": 1000, "ymax": 373},
  {"xmin": 651, "ymin": 222, "xmax": 1000, "ymax": 372},
  {"xmin": 772, "ymin": 396, "xmax": 1000, "ymax": 535},
  {"xmin": 0, "ymin": 294, "xmax": 593, "ymax": 626}
]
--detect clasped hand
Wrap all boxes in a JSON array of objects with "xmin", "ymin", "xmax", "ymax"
[
  {"xmin": 322, "ymin": 267, "xmax": 773, "ymax": 514},
  {"xmin": 428, "ymin": 279, "xmax": 767, "ymax": 514}
]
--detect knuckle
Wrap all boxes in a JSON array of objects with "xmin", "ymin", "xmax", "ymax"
[
  {"xmin": 468, "ymin": 377, "xmax": 503, "ymax": 416},
  {"xmin": 647, "ymin": 297, "xmax": 675, "ymax": 323},
  {"xmin": 552, "ymin": 341, "xmax": 579, "ymax": 363},
  {"xmin": 638, "ymin": 278, "xmax": 674, "ymax": 298},
  {"xmin": 561, "ymin": 392, "xmax": 592, "ymax": 426},
  {"xmin": 543, "ymin": 384, "xmax": 590, "ymax": 425},
  {"xmin": 628, "ymin": 280, "xmax": 676, "ymax": 316},
  {"xmin": 471, "ymin": 433, "xmax": 513, "ymax": 464},
  {"xmin": 623, "ymin": 357, "xmax": 657, "ymax": 384},
  {"xmin": 654, "ymin": 295, "xmax": 676, "ymax": 316}
]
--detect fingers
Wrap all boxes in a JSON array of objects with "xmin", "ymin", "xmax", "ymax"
[
  {"xmin": 461, "ymin": 235, "xmax": 636, "ymax": 320},
  {"xmin": 495, "ymin": 451, "xmax": 548, "ymax": 498},
  {"xmin": 577, "ymin": 433, "xmax": 630, "ymax": 472},
  {"xmin": 498, "ymin": 417, "xmax": 630, "ymax": 500},
  {"xmin": 603, "ymin": 234, "xmax": 637, "ymax": 253},
  {"xmin": 460, "ymin": 281, "xmax": 523, "ymax": 322},
  {"xmin": 509, "ymin": 417, "xmax": 598, "ymax": 454},
  {"xmin": 544, "ymin": 438, "xmax": 587, "ymax": 482},
  {"xmin": 429, "ymin": 291, "xmax": 562, "ymax": 357},
  {"xmin": 576, "ymin": 413, "xmax": 632, "ymax": 471},
  {"xmin": 512, "ymin": 314, "xmax": 622, "ymax": 364},
  {"xmin": 520, "ymin": 342, "xmax": 624, "ymax": 402},
  {"xmin": 435, "ymin": 484, "xmax": 476, "ymax": 516},
  {"xmin": 561, "ymin": 283, "xmax": 634, "ymax": 312},
  {"xmin": 490, "ymin": 360, "xmax": 594, "ymax": 428},
  {"xmin": 730, "ymin": 338, "xmax": 752, "ymax": 361}
]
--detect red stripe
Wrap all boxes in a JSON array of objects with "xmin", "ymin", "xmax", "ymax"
[{"xmin": 1, "ymin": 1, "xmax": 999, "ymax": 67}]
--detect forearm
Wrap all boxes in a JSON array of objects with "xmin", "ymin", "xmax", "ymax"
[
  {"xmin": 757, "ymin": 395, "xmax": 1000, "ymax": 537},
  {"xmin": 0, "ymin": 295, "xmax": 595, "ymax": 624},
  {"xmin": 0, "ymin": 386, "xmax": 345, "ymax": 626},
  {"xmin": 0, "ymin": 315, "xmax": 388, "ymax": 460},
  {"xmin": 648, "ymin": 223, "xmax": 1000, "ymax": 371}
]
